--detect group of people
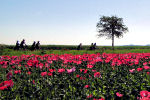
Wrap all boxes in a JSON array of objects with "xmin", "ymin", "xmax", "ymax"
[
  {"xmin": 30, "ymin": 41, "xmax": 40, "ymax": 51},
  {"xmin": 14, "ymin": 39, "xmax": 26, "ymax": 50},
  {"xmin": 14, "ymin": 39, "xmax": 40, "ymax": 50},
  {"xmin": 77, "ymin": 43, "xmax": 97, "ymax": 50},
  {"xmin": 14, "ymin": 40, "xmax": 97, "ymax": 51},
  {"xmin": 89, "ymin": 43, "xmax": 97, "ymax": 50}
]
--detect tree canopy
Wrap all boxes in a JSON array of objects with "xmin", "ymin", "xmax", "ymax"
[{"xmin": 96, "ymin": 15, "xmax": 128, "ymax": 50}]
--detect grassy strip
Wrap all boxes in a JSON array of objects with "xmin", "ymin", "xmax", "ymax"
[
  {"xmin": 1, "ymin": 48, "xmax": 150, "ymax": 56},
  {"xmin": 2, "ymin": 44, "xmax": 150, "ymax": 50}
]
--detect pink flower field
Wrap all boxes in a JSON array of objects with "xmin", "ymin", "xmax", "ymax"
[{"xmin": 0, "ymin": 53, "xmax": 150, "ymax": 99}]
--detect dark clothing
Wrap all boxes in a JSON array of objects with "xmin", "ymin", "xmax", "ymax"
[
  {"xmin": 90, "ymin": 43, "xmax": 96, "ymax": 50},
  {"xmin": 30, "ymin": 42, "xmax": 36, "ymax": 51},
  {"xmin": 35, "ymin": 41, "xmax": 40, "ymax": 50},
  {"xmin": 77, "ymin": 43, "xmax": 82, "ymax": 50},
  {"xmin": 90, "ymin": 43, "xmax": 94, "ymax": 50},
  {"xmin": 14, "ymin": 41, "xmax": 20, "ymax": 50},
  {"xmin": 93, "ymin": 43, "xmax": 96, "ymax": 50},
  {"xmin": 20, "ymin": 40, "xmax": 25, "ymax": 49}
]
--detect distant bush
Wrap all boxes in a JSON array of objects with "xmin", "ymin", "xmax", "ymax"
[{"xmin": 0, "ymin": 44, "xmax": 7, "ymax": 55}]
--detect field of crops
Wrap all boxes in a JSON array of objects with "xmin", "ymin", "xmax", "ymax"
[{"xmin": 1, "ymin": 53, "xmax": 150, "ymax": 99}]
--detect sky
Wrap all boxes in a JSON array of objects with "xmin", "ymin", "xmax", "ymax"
[{"xmin": 0, "ymin": 0, "xmax": 150, "ymax": 46}]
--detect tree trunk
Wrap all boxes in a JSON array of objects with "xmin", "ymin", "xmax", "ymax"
[{"xmin": 112, "ymin": 34, "xmax": 114, "ymax": 50}]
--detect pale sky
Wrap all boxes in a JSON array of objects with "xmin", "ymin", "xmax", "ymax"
[{"xmin": 0, "ymin": 0, "xmax": 150, "ymax": 46}]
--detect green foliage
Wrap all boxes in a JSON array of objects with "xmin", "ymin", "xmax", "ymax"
[{"xmin": 96, "ymin": 15, "xmax": 128, "ymax": 38}]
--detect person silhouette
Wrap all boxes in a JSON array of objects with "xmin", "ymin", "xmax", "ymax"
[
  {"xmin": 35, "ymin": 41, "xmax": 40, "ymax": 50},
  {"xmin": 90, "ymin": 43, "xmax": 94, "ymax": 50},
  {"xmin": 14, "ymin": 40, "xmax": 20, "ymax": 50},
  {"xmin": 30, "ymin": 41, "xmax": 36, "ymax": 51},
  {"xmin": 77, "ymin": 43, "xmax": 82, "ymax": 50},
  {"xmin": 93, "ymin": 43, "xmax": 96, "ymax": 50},
  {"xmin": 20, "ymin": 39, "xmax": 26, "ymax": 50}
]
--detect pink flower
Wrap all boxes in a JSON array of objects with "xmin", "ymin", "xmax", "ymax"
[
  {"xmin": 139, "ymin": 91, "xmax": 150, "ymax": 100},
  {"xmin": 87, "ymin": 64, "xmax": 93, "ymax": 68},
  {"xmin": 93, "ymin": 97, "xmax": 105, "ymax": 100},
  {"xmin": 27, "ymin": 62, "xmax": 32, "ymax": 67},
  {"xmin": 147, "ymin": 72, "xmax": 150, "ymax": 75},
  {"xmin": 144, "ymin": 66, "xmax": 150, "ymax": 70},
  {"xmin": 48, "ymin": 72, "xmax": 53, "ymax": 76},
  {"xmin": 80, "ymin": 69, "xmax": 84, "ymax": 72},
  {"xmin": 76, "ymin": 61, "xmax": 82, "ymax": 65},
  {"xmin": 129, "ymin": 69, "xmax": 135, "ymax": 73},
  {"xmin": 140, "ymin": 97, "xmax": 150, "ymax": 100},
  {"xmin": 80, "ymin": 76, "xmax": 86, "ymax": 80},
  {"xmin": 39, "ymin": 63, "xmax": 43, "ymax": 69},
  {"xmin": 93, "ymin": 99, "xmax": 97, "ymax": 100},
  {"xmin": 99, "ymin": 97, "xmax": 105, "ymax": 100},
  {"xmin": 27, "ymin": 71, "xmax": 31, "ymax": 75},
  {"xmin": 41, "ymin": 72, "xmax": 47, "ymax": 77},
  {"xmin": 76, "ymin": 74, "xmax": 80, "ymax": 78},
  {"xmin": 89, "ymin": 75, "xmax": 91, "ymax": 78},
  {"xmin": 67, "ymin": 69, "xmax": 72, "ymax": 73},
  {"xmin": 72, "ymin": 67, "xmax": 76, "ymax": 72},
  {"xmin": 58, "ymin": 68, "xmax": 65, "ymax": 73},
  {"xmin": 137, "ymin": 68, "xmax": 143, "ymax": 72},
  {"xmin": 92, "ymin": 70, "xmax": 96, "ymax": 72},
  {"xmin": 0, "ymin": 80, "xmax": 14, "ymax": 90},
  {"xmin": 49, "ymin": 69, "xmax": 55, "ymax": 73},
  {"xmin": 94, "ymin": 72, "xmax": 101, "ymax": 78},
  {"xmin": 143, "ymin": 62, "xmax": 147, "ymax": 66},
  {"xmin": 0, "ymin": 86, "xmax": 7, "ymax": 90},
  {"xmin": 87, "ymin": 94, "xmax": 93, "ymax": 98},
  {"xmin": 84, "ymin": 85, "xmax": 90, "ymax": 88},
  {"xmin": 84, "ymin": 69, "xmax": 88, "ymax": 74},
  {"xmin": 148, "ymin": 92, "xmax": 150, "ymax": 98},
  {"xmin": 32, "ymin": 80, "xmax": 35, "ymax": 84},
  {"xmin": 116, "ymin": 92, "xmax": 123, "ymax": 97},
  {"xmin": 134, "ymin": 59, "xmax": 139, "ymax": 65},
  {"xmin": 140, "ymin": 90, "xmax": 149, "ymax": 97},
  {"xmin": 67, "ymin": 67, "xmax": 76, "ymax": 73},
  {"xmin": 14, "ymin": 70, "xmax": 21, "ymax": 74}
]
